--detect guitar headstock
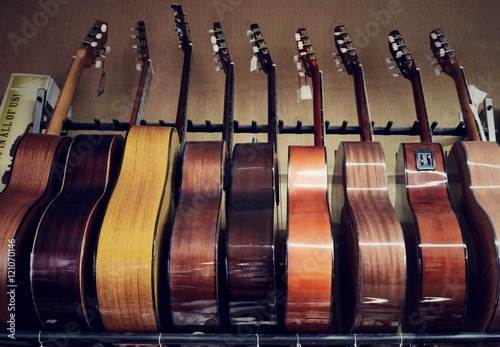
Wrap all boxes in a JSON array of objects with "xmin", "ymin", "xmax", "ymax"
[
  {"xmin": 80, "ymin": 20, "xmax": 109, "ymax": 69},
  {"xmin": 131, "ymin": 21, "xmax": 149, "ymax": 71},
  {"xmin": 387, "ymin": 30, "xmax": 417, "ymax": 79},
  {"xmin": 429, "ymin": 28, "xmax": 460, "ymax": 78},
  {"xmin": 247, "ymin": 23, "xmax": 273, "ymax": 73},
  {"xmin": 210, "ymin": 22, "xmax": 232, "ymax": 73},
  {"xmin": 294, "ymin": 28, "xmax": 319, "ymax": 77},
  {"xmin": 332, "ymin": 25, "xmax": 359, "ymax": 75},
  {"xmin": 172, "ymin": 3, "xmax": 191, "ymax": 52}
]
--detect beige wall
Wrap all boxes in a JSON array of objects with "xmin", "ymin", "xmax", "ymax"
[{"xmin": 1, "ymin": 0, "xmax": 499, "ymax": 207}]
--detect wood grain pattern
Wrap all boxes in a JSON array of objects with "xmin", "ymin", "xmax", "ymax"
[
  {"xmin": 169, "ymin": 141, "xmax": 224, "ymax": 331},
  {"xmin": 333, "ymin": 141, "xmax": 406, "ymax": 333},
  {"xmin": 448, "ymin": 141, "xmax": 500, "ymax": 331},
  {"xmin": 286, "ymin": 146, "xmax": 332, "ymax": 333},
  {"xmin": 30, "ymin": 134, "xmax": 124, "ymax": 331},
  {"xmin": 95, "ymin": 125, "xmax": 178, "ymax": 332},
  {"xmin": 0, "ymin": 134, "xmax": 70, "ymax": 330}
]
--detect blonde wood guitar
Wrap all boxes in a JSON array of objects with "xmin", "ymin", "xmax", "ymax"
[{"xmin": 95, "ymin": 21, "xmax": 179, "ymax": 332}]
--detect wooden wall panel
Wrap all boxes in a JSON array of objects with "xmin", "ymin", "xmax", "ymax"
[{"xmin": 1, "ymin": 0, "xmax": 499, "ymax": 204}]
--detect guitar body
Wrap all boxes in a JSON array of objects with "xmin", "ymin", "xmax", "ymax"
[
  {"xmin": 226, "ymin": 142, "xmax": 277, "ymax": 330},
  {"xmin": 396, "ymin": 142, "xmax": 467, "ymax": 332},
  {"xmin": 0, "ymin": 133, "xmax": 70, "ymax": 330},
  {"xmin": 169, "ymin": 141, "xmax": 224, "ymax": 331},
  {"xmin": 447, "ymin": 141, "xmax": 500, "ymax": 331},
  {"xmin": 332, "ymin": 141, "xmax": 405, "ymax": 333},
  {"xmin": 95, "ymin": 126, "xmax": 178, "ymax": 332},
  {"xmin": 31, "ymin": 134, "xmax": 124, "ymax": 331},
  {"xmin": 286, "ymin": 145, "xmax": 333, "ymax": 333}
]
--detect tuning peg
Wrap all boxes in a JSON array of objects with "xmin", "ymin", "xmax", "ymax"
[
  {"xmin": 136, "ymin": 62, "xmax": 142, "ymax": 71},
  {"xmin": 212, "ymin": 44, "xmax": 219, "ymax": 53},
  {"xmin": 434, "ymin": 68, "xmax": 442, "ymax": 76},
  {"xmin": 95, "ymin": 60, "xmax": 102, "ymax": 69},
  {"xmin": 100, "ymin": 23, "xmax": 108, "ymax": 33},
  {"xmin": 91, "ymin": 41, "xmax": 98, "ymax": 48},
  {"xmin": 210, "ymin": 35, "xmax": 217, "ymax": 45},
  {"xmin": 246, "ymin": 29, "xmax": 253, "ymax": 38},
  {"xmin": 426, "ymin": 55, "xmax": 435, "ymax": 61},
  {"xmin": 104, "ymin": 46, "xmax": 111, "ymax": 54},
  {"xmin": 215, "ymin": 65, "xmax": 221, "ymax": 72},
  {"xmin": 208, "ymin": 29, "xmax": 214, "ymax": 34},
  {"xmin": 385, "ymin": 57, "xmax": 393, "ymax": 64},
  {"xmin": 252, "ymin": 46, "xmax": 259, "ymax": 53},
  {"xmin": 293, "ymin": 55, "xmax": 300, "ymax": 63},
  {"xmin": 392, "ymin": 72, "xmax": 401, "ymax": 78},
  {"xmin": 333, "ymin": 29, "xmax": 342, "ymax": 36},
  {"xmin": 96, "ymin": 33, "xmax": 103, "ymax": 40},
  {"xmin": 430, "ymin": 61, "xmax": 438, "ymax": 67},
  {"xmin": 294, "ymin": 33, "xmax": 301, "ymax": 41},
  {"xmin": 430, "ymin": 32, "xmax": 440, "ymax": 40},
  {"xmin": 297, "ymin": 41, "xmax": 304, "ymax": 50},
  {"xmin": 388, "ymin": 35, "xmax": 396, "ymax": 43}
]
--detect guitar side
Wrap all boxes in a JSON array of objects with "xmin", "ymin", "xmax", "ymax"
[
  {"xmin": 448, "ymin": 141, "xmax": 500, "ymax": 331},
  {"xmin": 333, "ymin": 141, "xmax": 406, "ymax": 333},
  {"xmin": 169, "ymin": 141, "xmax": 224, "ymax": 331},
  {"xmin": 95, "ymin": 126, "xmax": 179, "ymax": 332},
  {"xmin": 0, "ymin": 134, "xmax": 70, "ymax": 330},
  {"xmin": 30, "ymin": 134, "xmax": 124, "ymax": 331},
  {"xmin": 396, "ymin": 142, "xmax": 467, "ymax": 332}
]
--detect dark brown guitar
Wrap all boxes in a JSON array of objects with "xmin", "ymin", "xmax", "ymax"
[
  {"xmin": 30, "ymin": 22, "xmax": 159, "ymax": 332},
  {"xmin": 168, "ymin": 18, "xmax": 227, "ymax": 332},
  {"xmin": 285, "ymin": 28, "xmax": 333, "ymax": 334},
  {"xmin": 224, "ymin": 23, "xmax": 279, "ymax": 332},
  {"xmin": 430, "ymin": 28, "xmax": 500, "ymax": 332},
  {"xmin": 0, "ymin": 20, "xmax": 108, "ymax": 331},
  {"xmin": 331, "ymin": 25, "xmax": 406, "ymax": 334},
  {"xmin": 389, "ymin": 30, "xmax": 467, "ymax": 333}
]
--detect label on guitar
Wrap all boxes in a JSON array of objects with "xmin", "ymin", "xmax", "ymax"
[
  {"xmin": 0, "ymin": 74, "xmax": 63, "ymax": 192},
  {"xmin": 415, "ymin": 149, "xmax": 436, "ymax": 171}
]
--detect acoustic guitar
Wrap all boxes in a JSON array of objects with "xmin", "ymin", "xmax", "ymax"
[
  {"xmin": 331, "ymin": 25, "xmax": 405, "ymax": 334},
  {"xmin": 94, "ymin": 19, "xmax": 179, "ymax": 332},
  {"xmin": 285, "ymin": 28, "xmax": 333, "ymax": 334},
  {"xmin": 168, "ymin": 16, "xmax": 226, "ymax": 333},
  {"xmin": 389, "ymin": 30, "xmax": 467, "ymax": 333},
  {"xmin": 430, "ymin": 28, "xmax": 500, "ymax": 332},
  {"xmin": 30, "ymin": 23, "xmax": 159, "ymax": 333},
  {"xmin": 224, "ymin": 23, "xmax": 279, "ymax": 332},
  {"xmin": 0, "ymin": 20, "xmax": 108, "ymax": 331}
]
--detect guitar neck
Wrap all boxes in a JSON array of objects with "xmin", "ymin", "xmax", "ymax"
[
  {"xmin": 223, "ymin": 62, "xmax": 235, "ymax": 159},
  {"xmin": 267, "ymin": 63, "xmax": 278, "ymax": 148},
  {"xmin": 130, "ymin": 61, "xmax": 153, "ymax": 127},
  {"xmin": 46, "ymin": 51, "xmax": 86, "ymax": 135},
  {"xmin": 311, "ymin": 68, "xmax": 324, "ymax": 147},
  {"xmin": 409, "ymin": 68, "xmax": 432, "ymax": 143},
  {"xmin": 353, "ymin": 64, "xmax": 374, "ymax": 142},
  {"xmin": 453, "ymin": 67, "xmax": 481, "ymax": 141},
  {"xmin": 175, "ymin": 42, "xmax": 193, "ymax": 149}
]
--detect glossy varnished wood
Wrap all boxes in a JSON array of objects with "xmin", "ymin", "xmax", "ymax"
[
  {"xmin": 95, "ymin": 126, "xmax": 178, "ymax": 332},
  {"xmin": 169, "ymin": 141, "xmax": 224, "ymax": 331},
  {"xmin": 30, "ymin": 134, "xmax": 124, "ymax": 331},
  {"xmin": 226, "ymin": 142, "xmax": 277, "ymax": 329},
  {"xmin": 333, "ymin": 141, "xmax": 406, "ymax": 333},
  {"xmin": 0, "ymin": 134, "xmax": 70, "ymax": 329},
  {"xmin": 396, "ymin": 142, "xmax": 466, "ymax": 332},
  {"xmin": 448, "ymin": 141, "xmax": 500, "ymax": 331},
  {"xmin": 286, "ymin": 146, "xmax": 332, "ymax": 333}
]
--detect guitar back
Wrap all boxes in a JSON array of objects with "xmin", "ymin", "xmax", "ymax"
[
  {"xmin": 0, "ymin": 134, "xmax": 70, "ymax": 330},
  {"xmin": 448, "ymin": 141, "xmax": 500, "ymax": 331},
  {"xmin": 95, "ymin": 126, "xmax": 178, "ymax": 332},
  {"xmin": 31, "ymin": 134, "xmax": 124, "ymax": 331}
]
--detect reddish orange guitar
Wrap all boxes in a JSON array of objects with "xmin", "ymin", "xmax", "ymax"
[
  {"xmin": 285, "ymin": 28, "xmax": 333, "ymax": 334},
  {"xmin": 430, "ymin": 28, "xmax": 500, "ymax": 332},
  {"xmin": 389, "ymin": 29, "xmax": 467, "ymax": 333},
  {"xmin": 331, "ymin": 25, "xmax": 406, "ymax": 334}
]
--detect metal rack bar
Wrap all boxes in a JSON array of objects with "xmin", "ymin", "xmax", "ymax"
[{"xmin": 4, "ymin": 331, "xmax": 500, "ymax": 346}]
